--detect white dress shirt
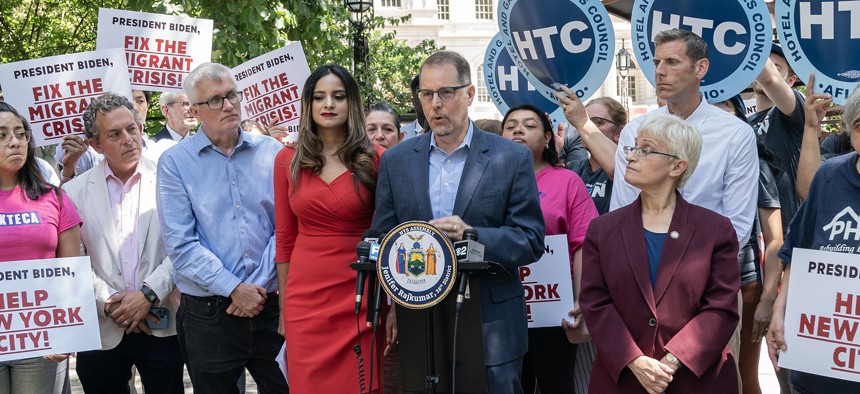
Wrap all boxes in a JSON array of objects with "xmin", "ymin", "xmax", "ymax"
[{"xmin": 609, "ymin": 96, "xmax": 759, "ymax": 245}]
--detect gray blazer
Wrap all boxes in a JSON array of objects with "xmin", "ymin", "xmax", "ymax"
[{"xmin": 371, "ymin": 125, "xmax": 545, "ymax": 365}]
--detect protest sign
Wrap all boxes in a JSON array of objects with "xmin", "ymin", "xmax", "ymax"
[
  {"xmin": 518, "ymin": 234, "xmax": 574, "ymax": 328},
  {"xmin": 775, "ymin": 0, "xmax": 859, "ymax": 105},
  {"xmin": 779, "ymin": 248, "xmax": 860, "ymax": 382},
  {"xmin": 0, "ymin": 257, "xmax": 101, "ymax": 362},
  {"xmin": 497, "ymin": 0, "xmax": 614, "ymax": 103},
  {"xmin": 631, "ymin": 0, "xmax": 772, "ymax": 103},
  {"xmin": 0, "ymin": 49, "xmax": 132, "ymax": 147},
  {"xmin": 97, "ymin": 8, "xmax": 213, "ymax": 92},
  {"xmin": 231, "ymin": 43, "xmax": 311, "ymax": 143},
  {"xmin": 483, "ymin": 33, "xmax": 566, "ymax": 126}
]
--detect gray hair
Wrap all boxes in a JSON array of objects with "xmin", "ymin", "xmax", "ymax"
[
  {"xmin": 843, "ymin": 84, "xmax": 860, "ymax": 133},
  {"xmin": 654, "ymin": 28, "xmax": 709, "ymax": 64},
  {"xmin": 82, "ymin": 92, "xmax": 139, "ymax": 141},
  {"xmin": 366, "ymin": 102, "xmax": 401, "ymax": 130},
  {"xmin": 638, "ymin": 113, "xmax": 702, "ymax": 188},
  {"xmin": 420, "ymin": 51, "xmax": 471, "ymax": 85},
  {"xmin": 159, "ymin": 91, "xmax": 184, "ymax": 107},
  {"xmin": 183, "ymin": 62, "xmax": 234, "ymax": 103}
]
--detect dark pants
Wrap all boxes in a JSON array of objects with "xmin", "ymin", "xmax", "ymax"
[
  {"xmin": 487, "ymin": 357, "xmax": 525, "ymax": 394},
  {"xmin": 178, "ymin": 293, "xmax": 289, "ymax": 394},
  {"xmin": 76, "ymin": 333, "xmax": 183, "ymax": 394},
  {"xmin": 521, "ymin": 327, "xmax": 577, "ymax": 393}
]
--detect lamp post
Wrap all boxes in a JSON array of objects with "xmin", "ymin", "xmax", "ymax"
[
  {"xmin": 346, "ymin": 0, "xmax": 373, "ymax": 96},
  {"xmin": 616, "ymin": 38, "xmax": 632, "ymax": 111}
]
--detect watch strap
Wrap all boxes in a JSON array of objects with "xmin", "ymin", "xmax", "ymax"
[{"xmin": 141, "ymin": 285, "xmax": 159, "ymax": 304}]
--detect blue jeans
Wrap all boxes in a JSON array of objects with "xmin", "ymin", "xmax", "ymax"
[
  {"xmin": 178, "ymin": 293, "xmax": 288, "ymax": 394},
  {"xmin": 0, "ymin": 357, "xmax": 60, "ymax": 394}
]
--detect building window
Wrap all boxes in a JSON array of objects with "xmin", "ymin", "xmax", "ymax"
[
  {"xmin": 437, "ymin": 0, "xmax": 450, "ymax": 20},
  {"xmin": 380, "ymin": 0, "xmax": 401, "ymax": 7},
  {"xmin": 475, "ymin": 0, "xmax": 493, "ymax": 20},
  {"xmin": 477, "ymin": 65, "xmax": 489, "ymax": 102},
  {"xmin": 617, "ymin": 74, "xmax": 638, "ymax": 102}
]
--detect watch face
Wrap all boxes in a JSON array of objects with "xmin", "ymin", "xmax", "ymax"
[
  {"xmin": 142, "ymin": 287, "xmax": 157, "ymax": 302},
  {"xmin": 667, "ymin": 354, "xmax": 680, "ymax": 365}
]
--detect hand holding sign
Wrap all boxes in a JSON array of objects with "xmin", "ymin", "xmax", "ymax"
[
  {"xmin": 804, "ymin": 73, "xmax": 837, "ymax": 129},
  {"xmin": 498, "ymin": 0, "xmax": 614, "ymax": 103},
  {"xmin": 561, "ymin": 303, "xmax": 590, "ymax": 344},
  {"xmin": 554, "ymin": 85, "xmax": 591, "ymax": 130},
  {"xmin": 767, "ymin": 290, "xmax": 788, "ymax": 372},
  {"xmin": 776, "ymin": 0, "xmax": 859, "ymax": 104}
]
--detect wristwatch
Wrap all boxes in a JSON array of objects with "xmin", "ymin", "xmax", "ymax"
[
  {"xmin": 141, "ymin": 285, "xmax": 159, "ymax": 304},
  {"xmin": 665, "ymin": 352, "xmax": 682, "ymax": 368}
]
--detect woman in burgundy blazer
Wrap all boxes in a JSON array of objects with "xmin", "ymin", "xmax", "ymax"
[{"xmin": 580, "ymin": 114, "xmax": 741, "ymax": 394}]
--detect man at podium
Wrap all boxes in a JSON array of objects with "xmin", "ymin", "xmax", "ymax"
[{"xmin": 371, "ymin": 50, "xmax": 546, "ymax": 393}]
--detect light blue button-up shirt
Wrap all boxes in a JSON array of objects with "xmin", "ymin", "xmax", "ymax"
[
  {"xmin": 428, "ymin": 123, "xmax": 473, "ymax": 219},
  {"xmin": 156, "ymin": 128, "xmax": 283, "ymax": 297}
]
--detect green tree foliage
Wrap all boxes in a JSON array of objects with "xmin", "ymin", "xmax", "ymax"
[
  {"xmin": 0, "ymin": 0, "xmax": 125, "ymax": 63},
  {"xmin": 132, "ymin": 0, "xmax": 440, "ymax": 114},
  {"xmin": 1, "ymin": 0, "xmax": 439, "ymax": 116}
]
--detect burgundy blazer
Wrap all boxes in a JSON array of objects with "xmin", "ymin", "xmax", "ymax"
[{"xmin": 580, "ymin": 194, "xmax": 740, "ymax": 394}]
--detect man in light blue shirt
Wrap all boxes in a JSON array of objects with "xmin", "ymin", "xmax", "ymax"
[
  {"xmin": 372, "ymin": 51, "xmax": 545, "ymax": 393},
  {"xmin": 428, "ymin": 123, "xmax": 471, "ymax": 218},
  {"xmin": 156, "ymin": 62, "xmax": 288, "ymax": 393}
]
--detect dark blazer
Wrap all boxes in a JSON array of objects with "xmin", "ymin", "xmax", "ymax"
[
  {"xmin": 150, "ymin": 126, "xmax": 173, "ymax": 142},
  {"xmin": 371, "ymin": 125, "xmax": 545, "ymax": 366},
  {"xmin": 580, "ymin": 194, "xmax": 740, "ymax": 394}
]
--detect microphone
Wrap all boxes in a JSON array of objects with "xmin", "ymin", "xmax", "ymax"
[
  {"xmin": 355, "ymin": 229, "xmax": 381, "ymax": 315},
  {"xmin": 368, "ymin": 231, "xmax": 387, "ymax": 328},
  {"xmin": 355, "ymin": 241, "xmax": 371, "ymax": 315},
  {"xmin": 454, "ymin": 228, "xmax": 484, "ymax": 263},
  {"xmin": 368, "ymin": 231, "xmax": 385, "ymax": 262},
  {"xmin": 454, "ymin": 229, "xmax": 483, "ymax": 309}
]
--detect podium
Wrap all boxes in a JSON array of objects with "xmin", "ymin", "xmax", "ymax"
[
  {"xmin": 350, "ymin": 260, "xmax": 492, "ymax": 393},
  {"xmin": 397, "ymin": 261, "xmax": 490, "ymax": 393},
  {"xmin": 353, "ymin": 222, "xmax": 499, "ymax": 393}
]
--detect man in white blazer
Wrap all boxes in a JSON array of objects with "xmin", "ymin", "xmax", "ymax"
[{"xmin": 63, "ymin": 92, "xmax": 183, "ymax": 394}]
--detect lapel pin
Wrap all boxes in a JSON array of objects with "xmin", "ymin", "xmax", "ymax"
[{"xmin": 670, "ymin": 231, "xmax": 680, "ymax": 240}]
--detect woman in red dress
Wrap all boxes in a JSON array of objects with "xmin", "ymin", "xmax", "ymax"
[{"xmin": 274, "ymin": 64, "xmax": 386, "ymax": 393}]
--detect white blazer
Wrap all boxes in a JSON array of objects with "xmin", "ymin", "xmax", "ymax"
[{"xmin": 63, "ymin": 157, "xmax": 177, "ymax": 350}]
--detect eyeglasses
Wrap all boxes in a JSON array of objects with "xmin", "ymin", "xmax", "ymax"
[
  {"xmin": 0, "ymin": 131, "xmax": 30, "ymax": 146},
  {"xmin": 169, "ymin": 101, "xmax": 191, "ymax": 108},
  {"xmin": 415, "ymin": 84, "xmax": 470, "ymax": 103},
  {"xmin": 622, "ymin": 145, "xmax": 678, "ymax": 159},
  {"xmin": 192, "ymin": 91, "xmax": 244, "ymax": 110},
  {"xmin": 590, "ymin": 116, "xmax": 616, "ymax": 128}
]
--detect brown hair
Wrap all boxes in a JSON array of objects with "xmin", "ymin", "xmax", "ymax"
[{"xmin": 291, "ymin": 64, "xmax": 377, "ymax": 194}]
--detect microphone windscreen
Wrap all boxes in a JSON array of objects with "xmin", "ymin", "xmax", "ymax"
[
  {"xmin": 356, "ymin": 241, "xmax": 371, "ymax": 258},
  {"xmin": 361, "ymin": 228, "xmax": 381, "ymax": 242}
]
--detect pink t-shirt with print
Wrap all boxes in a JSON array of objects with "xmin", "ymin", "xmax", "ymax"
[
  {"xmin": 0, "ymin": 186, "xmax": 82, "ymax": 262},
  {"xmin": 535, "ymin": 165, "xmax": 598, "ymax": 278}
]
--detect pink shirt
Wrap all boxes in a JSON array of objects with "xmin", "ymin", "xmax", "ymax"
[
  {"xmin": 104, "ymin": 164, "xmax": 142, "ymax": 292},
  {"xmin": 0, "ymin": 186, "xmax": 81, "ymax": 261},
  {"xmin": 535, "ymin": 165, "xmax": 599, "ymax": 278}
]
